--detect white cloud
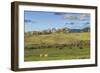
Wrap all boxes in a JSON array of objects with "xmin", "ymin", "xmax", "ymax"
[
  {"xmin": 64, "ymin": 15, "xmax": 78, "ymax": 20},
  {"xmin": 63, "ymin": 13, "xmax": 90, "ymax": 21}
]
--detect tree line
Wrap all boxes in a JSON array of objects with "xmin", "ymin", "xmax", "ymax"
[{"xmin": 25, "ymin": 40, "xmax": 90, "ymax": 49}]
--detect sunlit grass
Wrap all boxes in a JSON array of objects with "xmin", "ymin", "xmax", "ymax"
[{"xmin": 24, "ymin": 32, "xmax": 90, "ymax": 61}]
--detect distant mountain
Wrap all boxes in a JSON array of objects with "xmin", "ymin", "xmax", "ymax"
[
  {"xmin": 25, "ymin": 27, "xmax": 90, "ymax": 35},
  {"xmin": 69, "ymin": 27, "xmax": 90, "ymax": 32},
  {"xmin": 69, "ymin": 29, "xmax": 81, "ymax": 32},
  {"xmin": 81, "ymin": 27, "xmax": 90, "ymax": 32}
]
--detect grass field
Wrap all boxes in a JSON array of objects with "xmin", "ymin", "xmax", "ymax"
[{"xmin": 24, "ymin": 32, "xmax": 90, "ymax": 61}]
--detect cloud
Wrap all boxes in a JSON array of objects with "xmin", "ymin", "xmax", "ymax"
[
  {"xmin": 24, "ymin": 19, "xmax": 37, "ymax": 23},
  {"xmin": 54, "ymin": 12, "xmax": 66, "ymax": 15},
  {"xmin": 79, "ymin": 14, "xmax": 85, "ymax": 20},
  {"xmin": 79, "ymin": 14, "xmax": 90, "ymax": 21},
  {"xmin": 24, "ymin": 19, "xmax": 31, "ymax": 23},
  {"xmin": 65, "ymin": 22, "xmax": 75, "ymax": 26},
  {"xmin": 63, "ymin": 13, "xmax": 90, "ymax": 21},
  {"xmin": 53, "ymin": 12, "xmax": 90, "ymax": 21},
  {"xmin": 64, "ymin": 15, "xmax": 78, "ymax": 20},
  {"xmin": 70, "ymin": 22, "xmax": 74, "ymax": 25},
  {"xmin": 84, "ymin": 22, "xmax": 90, "ymax": 25}
]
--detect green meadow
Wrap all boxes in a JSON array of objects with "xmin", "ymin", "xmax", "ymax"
[{"xmin": 24, "ymin": 32, "xmax": 90, "ymax": 61}]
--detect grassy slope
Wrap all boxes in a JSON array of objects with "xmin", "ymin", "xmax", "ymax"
[
  {"xmin": 25, "ymin": 32, "xmax": 90, "ymax": 45},
  {"xmin": 24, "ymin": 32, "xmax": 90, "ymax": 61}
]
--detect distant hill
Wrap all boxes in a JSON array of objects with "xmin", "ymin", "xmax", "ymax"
[
  {"xmin": 69, "ymin": 29, "xmax": 81, "ymax": 32},
  {"xmin": 25, "ymin": 27, "xmax": 90, "ymax": 36},
  {"xmin": 69, "ymin": 27, "xmax": 90, "ymax": 32},
  {"xmin": 81, "ymin": 27, "xmax": 90, "ymax": 32}
]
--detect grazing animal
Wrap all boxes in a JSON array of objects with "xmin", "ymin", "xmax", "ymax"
[
  {"xmin": 40, "ymin": 54, "xmax": 43, "ymax": 57},
  {"xmin": 44, "ymin": 54, "xmax": 48, "ymax": 57}
]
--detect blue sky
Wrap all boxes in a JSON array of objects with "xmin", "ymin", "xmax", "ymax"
[{"xmin": 24, "ymin": 11, "xmax": 90, "ymax": 32}]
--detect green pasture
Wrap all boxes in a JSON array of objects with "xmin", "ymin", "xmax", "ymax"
[{"xmin": 24, "ymin": 32, "xmax": 90, "ymax": 61}]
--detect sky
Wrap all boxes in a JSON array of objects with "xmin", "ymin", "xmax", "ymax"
[{"xmin": 24, "ymin": 11, "xmax": 90, "ymax": 32}]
